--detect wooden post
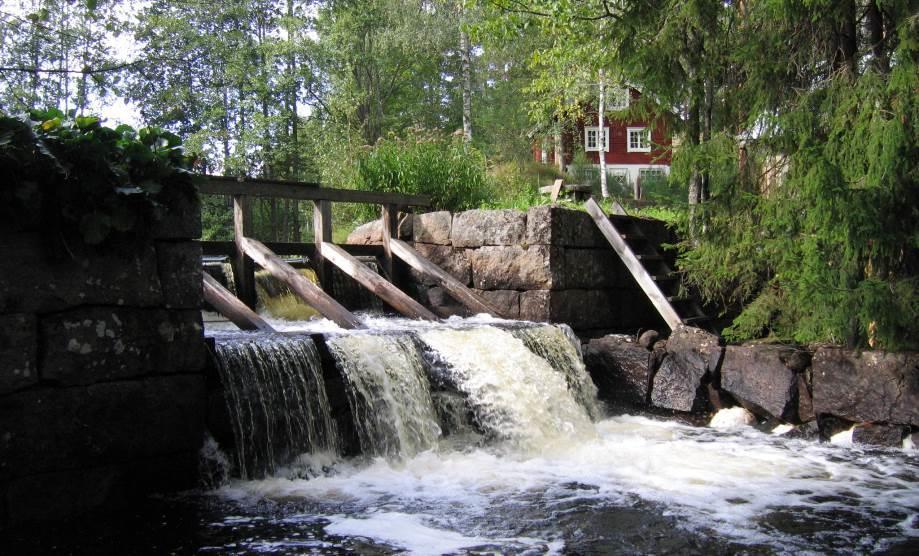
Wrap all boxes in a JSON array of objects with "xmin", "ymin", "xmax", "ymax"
[
  {"xmin": 312, "ymin": 199, "xmax": 332, "ymax": 291},
  {"xmin": 233, "ymin": 195, "xmax": 257, "ymax": 309},
  {"xmin": 549, "ymin": 179, "xmax": 564, "ymax": 204},
  {"xmin": 321, "ymin": 242, "xmax": 437, "ymax": 320},
  {"xmin": 381, "ymin": 204, "xmax": 400, "ymax": 286},
  {"xmin": 203, "ymin": 272, "xmax": 275, "ymax": 332},
  {"xmin": 389, "ymin": 239, "xmax": 505, "ymax": 318},
  {"xmin": 240, "ymin": 236, "xmax": 364, "ymax": 329}
]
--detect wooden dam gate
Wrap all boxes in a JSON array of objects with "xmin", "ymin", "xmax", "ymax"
[{"xmin": 198, "ymin": 175, "xmax": 503, "ymax": 331}]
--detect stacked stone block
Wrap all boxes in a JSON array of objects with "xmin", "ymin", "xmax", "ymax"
[
  {"xmin": 0, "ymin": 196, "xmax": 207, "ymax": 525},
  {"xmin": 407, "ymin": 206, "xmax": 670, "ymax": 334}
]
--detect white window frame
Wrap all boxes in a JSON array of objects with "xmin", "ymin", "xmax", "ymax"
[
  {"xmin": 638, "ymin": 167, "xmax": 666, "ymax": 182},
  {"xmin": 584, "ymin": 126, "xmax": 609, "ymax": 152},
  {"xmin": 608, "ymin": 88, "xmax": 630, "ymax": 111},
  {"xmin": 627, "ymin": 127, "xmax": 651, "ymax": 153}
]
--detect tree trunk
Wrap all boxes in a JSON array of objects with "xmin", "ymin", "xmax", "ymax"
[
  {"xmin": 865, "ymin": 1, "xmax": 888, "ymax": 74},
  {"xmin": 460, "ymin": 28, "xmax": 473, "ymax": 143},
  {"xmin": 554, "ymin": 127, "xmax": 564, "ymax": 173},
  {"xmin": 598, "ymin": 69, "xmax": 608, "ymax": 198}
]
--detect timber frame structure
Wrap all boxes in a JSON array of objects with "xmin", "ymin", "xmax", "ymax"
[{"xmin": 198, "ymin": 175, "xmax": 503, "ymax": 330}]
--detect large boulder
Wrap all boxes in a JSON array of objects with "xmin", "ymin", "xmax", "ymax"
[
  {"xmin": 525, "ymin": 206, "xmax": 607, "ymax": 247},
  {"xmin": 409, "ymin": 243, "xmax": 471, "ymax": 286},
  {"xmin": 469, "ymin": 245, "xmax": 559, "ymax": 290},
  {"xmin": 0, "ymin": 314, "xmax": 37, "ymax": 395},
  {"xmin": 650, "ymin": 326, "xmax": 722, "ymax": 413},
  {"xmin": 451, "ymin": 209, "xmax": 526, "ymax": 247},
  {"xmin": 584, "ymin": 335, "xmax": 652, "ymax": 409},
  {"xmin": 40, "ymin": 308, "xmax": 205, "ymax": 386},
  {"xmin": 0, "ymin": 233, "xmax": 164, "ymax": 314},
  {"xmin": 346, "ymin": 215, "xmax": 413, "ymax": 245},
  {"xmin": 812, "ymin": 348, "xmax": 919, "ymax": 427},
  {"xmin": 473, "ymin": 289, "xmax": 520, "ymax": 319},
  {"xmin": 851, "ymin": 423, "xmax": 907, "ymax": 448},
  {"xmin": 720, "ymin": 345, "xmax": 801, "ymax": 421},
  {"xmin": 413, "ymin": 211, "xmax": 453, "ymax": 245}
]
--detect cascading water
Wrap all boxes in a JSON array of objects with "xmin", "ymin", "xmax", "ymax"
[
  {"xmin": 212, "ymin": 333, "xmax": 339, "ymax": 479},
  {"xmin": 326, "ymin": 333, "xmax": 441, "ymax": 458},
  {"xmin": 418, "ymin": 325, "xmax": 596, "ymax": 448},
  {"xmin": 149, "ymin": 316, "xmax": 917, "ymax": 555},
  {"xmin": 511, "ymin": 323, "xmax": 603, "ymax": 421}
]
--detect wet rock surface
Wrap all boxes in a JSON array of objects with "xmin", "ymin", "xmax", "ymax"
[
  {"xmin": 650, "ymin": 327, "xmax": 722, "ymax": 413},
  {"xmin": 720, "ymin": 345, "xmax": 799, "ymax": 421},
  {"xmin": 584, "ymin": 335, "xmax": 652, "ymax": 409},
  {"xmin": 852, "ymin": 423, "xmax": 907, "ymax": 447},
  {"xmin": 812, "ymin": 348, "xmax": 919, "ymax": 427}
]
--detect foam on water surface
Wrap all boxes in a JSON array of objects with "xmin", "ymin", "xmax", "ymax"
[{"xmin": 216, "ymin": 414, "xmax": 919, "ymax": 554}]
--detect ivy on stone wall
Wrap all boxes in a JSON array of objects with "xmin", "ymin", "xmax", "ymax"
[{"xmin": 0, "ymin": 109, "xmax": 198, "ymax": 252}]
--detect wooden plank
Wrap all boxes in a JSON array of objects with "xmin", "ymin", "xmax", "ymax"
[
  {"xmin": 381, "ymin": 204, "xmax": 400, "ymax": 285},
  {"xmin": 389, "ymin": 238, "xmax": 506, "ymax": 318},
  {"xmin": 550, "ymin": 179, "xmax": 564, "ymax": 203},
  {"xmin": 202, "ymin": 272, "xmax": 275, "ymax": 332},
  {"xmin": 312, "ymin": 199, "xmax": 332, "ymax": 291},
  {"xmin": 240, "ymin": 236, "xmax": 364, "ymax": 329},
  {"xmin": 201, "ymin": 175, "xmax": 431, "ymax": 207},
  {"xmin": 233, "ymin": 196, "xmax": 257, "ymax": 309},
  {"xmin": 584, "ymin": 198, "xmax": 683, "ymax": 331},
  {"xmin": 611, "ymin": 201, "xmax": 629, "ymax": 216},
  {"xmin": 321, "ymin": 242, "xmax": 437, "ymax": 321},
  {"xmin": 201, "ymin": 241, "xmax": 384, "ymax": 258}
]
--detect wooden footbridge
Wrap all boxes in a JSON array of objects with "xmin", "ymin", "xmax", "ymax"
[
  {"xmin": 198, "ymin": 175, "xmax": 706, "ymax": 333},
  {"xmin": 198, "ymin": 176, "xmax": 503, "ymax": 331}
]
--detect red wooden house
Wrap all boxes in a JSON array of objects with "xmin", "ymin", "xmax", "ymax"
[{"xmin": 533, "ymin": 88, "xmax": 671, "ymax": 197}]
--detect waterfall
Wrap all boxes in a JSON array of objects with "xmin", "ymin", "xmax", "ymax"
[
  {"xmin": 326, "ymin": 333, "xmax": 441, "ymax": 458},
  {"xmin": 208, "ymin": 321, "xmax": 603, "ymax": 473},
  {"xmin": 418, "ymin": 326, "xmax": 596, "ymax": 448},
  {"xmin": 512, "ymin": 324, "xmax": 603, "ymax": 420},
  {"xmin": 213, "ymin": 334, "xmax": 339, "ymax": 479}
]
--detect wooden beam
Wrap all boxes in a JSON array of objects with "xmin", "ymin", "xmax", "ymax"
[
  {"xmin": 550, "ymin": 178, "xmax": 564, "ymax": 203},
  {"xmin": 321, "ymin": 242, "xmax": 437, "ymax": 321},
  {"xmin": 239, "ymin": 236, "xmax": 364, "ymax": 329},
  {"xmin": 381, "ymin": 204, "xmax": 400, "ymax": 285},
  {"xmin": 233, "ymin": 195, "xmax": 257, "ymax": 309},
  {"xmin": 201, "ymin": 241, "xmax": 384, "ymax": 258},
  {"xmin": 312, "ymin": 199, "xmax": 332, "ymax": 291},
  {"xmin": 389, "ymin": 238, "xmax": 505, "ymax": 318},
  {"xmin": 201, "ymin": 175, "xmax": 431, "ymax": 207},
  {"xmin": 584, "ymin": 198, "xmax": 683, "ymax": 331},
  {"xmin": 202, "ymin": 272, "xmax": 275, "ymax": 332}
]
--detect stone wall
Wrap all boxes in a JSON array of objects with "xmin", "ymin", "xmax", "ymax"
[
  {"xmin": 351, "ymin": 207, "xmax": 672, "ymax": 334},
  {"xmin": 0, "ymin": 196, "xmax": 206, "ymax": 525},
  {"xmin": 584, "ymin": 328, "xmax": 918, "ymax": 447}
]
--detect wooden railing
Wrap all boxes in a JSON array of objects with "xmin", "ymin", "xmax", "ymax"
[{"xmin": 200, "ymin": 175, "xmax": 431, "ymax": 313}]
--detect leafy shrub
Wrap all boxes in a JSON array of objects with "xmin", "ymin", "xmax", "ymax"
[
  {"xmin": 0, "ymin": 109, "xmax": 198, "ymax": 251},
  {"xmin": 327, "ymin": 128, "xmax": 493, "ymax": 222}
]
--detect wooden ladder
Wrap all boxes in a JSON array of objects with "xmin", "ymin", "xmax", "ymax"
[{"xmin": 585, "ymin": 198, "xmax": 710, "ymax": 331}]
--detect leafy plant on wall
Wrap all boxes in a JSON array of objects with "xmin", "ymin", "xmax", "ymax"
[{"xmin": 0, "ymin": 109, "xmax": 199, "ymax": 254}]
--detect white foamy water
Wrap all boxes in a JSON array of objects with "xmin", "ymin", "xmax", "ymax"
[
  {"xmin": 216, "ymin": 414, "xmax": 919, "ymax": 554},
  {"xmin": 419, "ymin": 326, "xmax": 596, "ymax": 448}
]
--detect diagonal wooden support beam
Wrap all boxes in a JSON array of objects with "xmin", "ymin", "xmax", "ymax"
[
  {"xmin": 239, "ymin": 236, "xmax": 364, "ymax": 329},
  {"xmin": 388, "ymin": 238, "xmax": 506, "ymax": 318},
  {"xmin": 202, "ymin": 272, "xmax": 275, "ymax": 332},
  {"xmin": 584, "ymin": 198, "xmax": 683, "ymax": 331},
  {"xmin": 320, "ymin": 242, "xmax": 438, "ymax": 321}
]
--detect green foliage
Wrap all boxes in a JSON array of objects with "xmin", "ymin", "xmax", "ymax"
[
  {"xmin": 0, "ymin": 109, "xmax": 198, "ymax": 249},
  {"xmin": 324, "ymin": 128, "xmax": 494, "ymax": 222}
]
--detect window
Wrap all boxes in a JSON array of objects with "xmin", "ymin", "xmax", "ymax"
[
  {"xmin": 607, "ymin": 168, "xmax": 630, "ymax": 196},
  {"xmin": 584, "ymin": 126, "xmax": 609, "ymax": 152},
  {"xmin": 639, "ymin": 167, "xmax": 666, "ymax": 182},
  {"xmin": 608, "ymin": 88, "xmax": 630, "ymax": 111},
  {"xmin": 627, "ymin": 127, "xmax": 651, "ymax": 152}
]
